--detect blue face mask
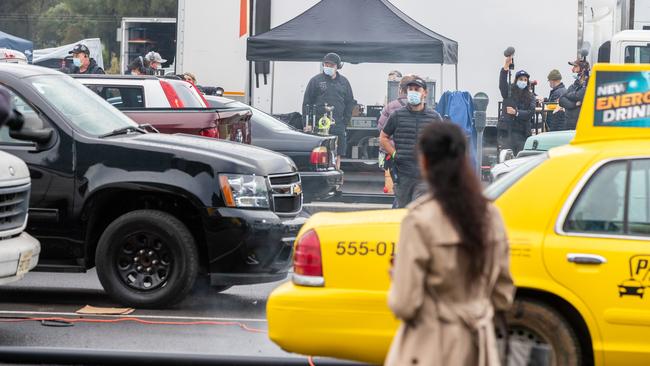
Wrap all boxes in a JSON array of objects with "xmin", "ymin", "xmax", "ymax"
[
  {"xmin": 572, "ymin": 72, "xmax": 580, "ymax": 80},
  {"xmin": 407, "ymin": 90, "xmax": 422, "ymax": 105},
  {"xmin": 516, "ymin": 80, "xmax": 528, "ymax": 89},
  {"xmin": 73, "ymin": 57, "xmax": 82, "ymax": 67},
  {"xmin": 323, "ymin": 66, "xmax": 335, "ymax": 76}
]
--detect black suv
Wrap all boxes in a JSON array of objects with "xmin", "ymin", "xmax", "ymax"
[{"xmin": 0, "ymin": 64, "xmax": 303, "ymax": 307}]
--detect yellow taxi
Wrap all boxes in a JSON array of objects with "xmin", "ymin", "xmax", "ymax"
[{"xmin": 267, "ymin": 64, "xmax": 650, "ymax": 365}]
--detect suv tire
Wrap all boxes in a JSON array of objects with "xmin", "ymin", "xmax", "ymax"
[{"xmin": 96, "ymin": 210, "xmax": 198, "ymax": 308}]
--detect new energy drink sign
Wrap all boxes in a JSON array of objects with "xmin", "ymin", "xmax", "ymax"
[{"xmin": 594, "ymin": 71, "xmax": 650, "ymax": 127}]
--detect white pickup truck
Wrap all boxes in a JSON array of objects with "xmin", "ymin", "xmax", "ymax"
[{"xmin": 0, "ymin": 149, "xmax": 40, "ymax": 284}]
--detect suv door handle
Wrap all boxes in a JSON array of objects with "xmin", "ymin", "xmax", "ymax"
[{"xmin": 567, "ymin": 253, "xmax": 607, "ymax": 265}]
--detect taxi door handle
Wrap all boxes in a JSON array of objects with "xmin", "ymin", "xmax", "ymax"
[{"xmin": 567, "ymin": 253, "xmax": 607, "ymax": 265}]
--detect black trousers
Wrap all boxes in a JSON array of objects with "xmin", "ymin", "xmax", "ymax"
[
  {"xmin": 394, "ymin": 176, "xmax": 428, "ymax": 209},
  {"xmin": 497, "ymin": 128, "xmax": 527, "ymax": 156}
]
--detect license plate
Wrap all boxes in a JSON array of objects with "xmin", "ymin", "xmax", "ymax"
[{"xmin": 16, "ymin": 250, "xmax": 33, "ymax": 276}]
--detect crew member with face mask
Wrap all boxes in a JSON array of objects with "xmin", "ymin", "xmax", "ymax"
[
  {"xmin": 380, "ymin": 76, "xmax": 442, "ymax": 208},
  {"xmin": 497, "ymin": 55, "xmax": 535, "ymax": 155},
  {"xmin": 302, "ymin": 52, "xmax": 355, "ymax": 169},
  {"xmin": 559, "ymin": 57, "xmax": 590, "ymax": 130},
  {"xmin": 67, "ymin": 44, "xmax": 104, "ymax": 75}
]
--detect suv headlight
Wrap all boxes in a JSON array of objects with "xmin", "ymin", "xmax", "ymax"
[{"xmin": 219, "ymin": 174, "xmax": 270, "ymax": 208}]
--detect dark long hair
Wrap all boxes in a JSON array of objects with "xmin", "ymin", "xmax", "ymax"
[{"xmin": 418, "ymin": 122, "xmax": 489, "ymax": 280}]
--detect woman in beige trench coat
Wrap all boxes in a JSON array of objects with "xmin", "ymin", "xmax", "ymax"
[{"xmin": 385, "ymin": 122, "xmax": 515, "ymax": 366}]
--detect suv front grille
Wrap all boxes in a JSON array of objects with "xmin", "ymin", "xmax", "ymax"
[
  {"xmin": 268, "ymin": 173, "xmax": 302, "ymax": 216},
  {"xmin": 0, "ymin": 183, "xmax": 30, "ymax": 234}
]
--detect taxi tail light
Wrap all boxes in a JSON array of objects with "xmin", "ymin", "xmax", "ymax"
[{"xmin": 292, "ymin": 230, "xmax": 324, "ymax": 286}]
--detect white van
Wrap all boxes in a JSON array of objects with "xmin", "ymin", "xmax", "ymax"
[{"xmin": 0, "ymin": 149, "xmax": 40, "ymax": 284}]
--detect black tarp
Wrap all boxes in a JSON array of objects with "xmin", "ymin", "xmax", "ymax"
[
  {"xmin": 0, "ymin": 31, "xmax": 33, "ymax": 62},
  {"xmin": 247, "ymin": 0, "xmax": 457, "ymax": 65}
]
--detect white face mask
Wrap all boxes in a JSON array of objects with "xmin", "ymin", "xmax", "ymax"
[
  {"xmin": 323, "ymin": 66, "xmax": 335, "ymax": 76},
  {"xmin": 407, "ymin": 90, "xmax": 422, "ymax": 105},
  {"xmin": 516, "ymin": 80, "xmax": 528, "ymax": 89}
]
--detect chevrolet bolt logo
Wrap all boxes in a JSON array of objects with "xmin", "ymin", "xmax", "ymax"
[{"xmin": 8, "ymin": 166, "xmax": 14, "ymax": 176}]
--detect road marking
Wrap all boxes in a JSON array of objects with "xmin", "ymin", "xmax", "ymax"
[{"xmin": 0, "ymin": 310, "xmax": 267, "ymax": 323}]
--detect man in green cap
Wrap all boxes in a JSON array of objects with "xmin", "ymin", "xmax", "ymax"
[{"xmin": 544, "ymin": 69, "xmax": 566, "ymax": 131}]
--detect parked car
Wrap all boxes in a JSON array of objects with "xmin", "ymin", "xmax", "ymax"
[
  {"xmin": 205, "ymin": 96, "xmax": 343, "ymax": 201},
  {"xmin": 0, "ymin": 148, "xmax": 40, "ymax": 285},
  {"xmin": 75, "ymin": 74, "xmax": 252, "ymax": 144},
  {"xmin": 0, "ymin": 63, "xmax": 304, "ymax": 307},
  {"xmin": 491, "ymin": 130, "xmax": 575, "ymax": 181},
  {"xmin": 0, "ymin": 49, "xmax": 28, "ymax": 64}
]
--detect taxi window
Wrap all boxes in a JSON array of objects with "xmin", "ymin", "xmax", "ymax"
[
  {"xmin": 564, "ymin": 161, "xmax": 626, "ymax": 235},
  {"xmin": 484, "ymin": 153, "xmax": 548, "ymax": 201},
  {"xmin": 628, "ymin": 160, "xmax": 650, "ymax": 236}
]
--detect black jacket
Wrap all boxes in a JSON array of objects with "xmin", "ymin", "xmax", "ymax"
[
  {"xmin": 498, "ymin": 68, "xmax": 535, "ymax": 136},
  {"xmin": 69, "ymin": 58, "xmax": 105, "ymax": 75},
  {"xmin": 559, "ymin": 79, "xmax": 587, "ymax": 130},
  {"xmin": 382, "ymin": 105, "xmax": 442, "ymax": 178},
  {"xmin": 302, "ymin": 72, "xmax": 355, "ymax": 132},
  {"xmin": 546, "ymin": 82, "xmax": 567, "ymax": 131}
]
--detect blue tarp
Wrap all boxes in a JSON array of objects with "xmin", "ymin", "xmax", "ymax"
[
  {"xmin": 0, "ymin": 31, "xmax": 33, "ymax": 62},
  {"xmin": 436, "ymin": 91, "xmax": 478, "ymax": 167}
]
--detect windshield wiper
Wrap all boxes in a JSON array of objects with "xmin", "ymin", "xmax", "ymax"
[{"xmin": 99, "ymin": 126, "xmax": 147, "ymax": 138}]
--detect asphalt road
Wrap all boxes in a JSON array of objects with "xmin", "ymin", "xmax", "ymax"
[
  {"xmin": 0, "ymin": 269, "xmax": 369, "ymax": 365},
  {"xmin": 0, "ymin": 197, "xmax": 388, "ymax": 365}
]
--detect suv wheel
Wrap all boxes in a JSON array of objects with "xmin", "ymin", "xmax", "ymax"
[
  {"xmin": 505, "ymin": 299, "xmax": 582, "ymax": 366},
  {"xmin": 96, "ymin": 210, "xmax": 198, "ymax": 308}
]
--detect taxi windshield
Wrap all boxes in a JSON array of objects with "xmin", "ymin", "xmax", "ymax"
[{"xmin": 485, "ymin": 153, "xmax": 548, "ymax": 200}]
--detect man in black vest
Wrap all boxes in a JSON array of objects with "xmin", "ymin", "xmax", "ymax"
[{"xmin": 380, "ymin": 76, "xmax": 442, "ymax": 208}]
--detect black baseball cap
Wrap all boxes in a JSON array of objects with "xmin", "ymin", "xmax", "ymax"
[
  {"xmin": 406, "ymin": 76, "xmax": 427, "ymax": 90},
  {"xmin": 69, "ymin": 44, "xmax": 90, "ymax": 55}
]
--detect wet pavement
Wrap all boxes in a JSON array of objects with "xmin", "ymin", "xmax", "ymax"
[{"xmin": 0, "ymin": 269, "xmax": 366, "ymax": 364}]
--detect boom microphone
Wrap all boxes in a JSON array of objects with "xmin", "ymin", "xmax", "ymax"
[
  {"xmin": 504, "ymin": 46, "xmax": 516, "ymax": 57},
  {"xmin": 579, "ymin": 48, "xmax": 589, "ymax": 59}
]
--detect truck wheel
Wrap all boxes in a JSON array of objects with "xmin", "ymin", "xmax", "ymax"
[
  {"xmin": 96, "ymin": 210, "xmax": 198, "ymax": 308},
  {"xmin": 506, "ymin": 299, "xmax": 582, "ymax": 366}
]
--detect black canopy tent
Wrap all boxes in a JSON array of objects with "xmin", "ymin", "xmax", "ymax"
[
  {"xmin": 246, "ymin": 0, "xmax": 459, "ymax": 102},
  {"xmin": 247, "ymin": 0, "xmax": 457, "ymax": 64}
]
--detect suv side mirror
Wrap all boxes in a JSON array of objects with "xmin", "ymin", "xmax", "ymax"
[
  {"xmin": 9, "ymin": 127, "xmax": 53, "ymax": 144},
  {"xmin": 499, "ymin": 149, "xmax": 514, "ymax": 163},
  {"xmin": 6, "ymin": 109, "xmax": 53, "ymax": 145}
]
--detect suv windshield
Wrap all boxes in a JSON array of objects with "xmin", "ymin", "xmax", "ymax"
[
  {"xmin": 485, "ymin": 153, "xmax": 548, "ymax": 200},
  {"xmin": 28, "ymin": 75, "xmax": 137, "ymax": 136}
]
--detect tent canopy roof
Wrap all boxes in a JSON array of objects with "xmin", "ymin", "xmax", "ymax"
[{"xmin": 247, "ymin": 0, "xmax": 458, "ymax": 64}]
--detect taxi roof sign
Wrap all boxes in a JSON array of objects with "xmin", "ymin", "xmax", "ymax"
[{"xmin": 573, "ymin": 63, "xmax": 650, "ymax": 144}]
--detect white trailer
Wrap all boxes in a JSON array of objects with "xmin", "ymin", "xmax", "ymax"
[
  {"xmin": 176, "ymin": 0, "xmax": 646, "ymax": 117},
  {"xmin": 119, "ymin": 17, "xmax": 177, "ymax": 75}
]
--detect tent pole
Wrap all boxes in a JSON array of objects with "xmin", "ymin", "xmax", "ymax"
[
  {"xmin": 270, "ymin": 61, "xmax": 275, "ymax": 114},
  {"xmin": 455, "ymin": 64, "xmax": 458, "ymax": 91},
  {"xmin": 440, "ymin": 64, "xmax": 444, "ymax": 95}
]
